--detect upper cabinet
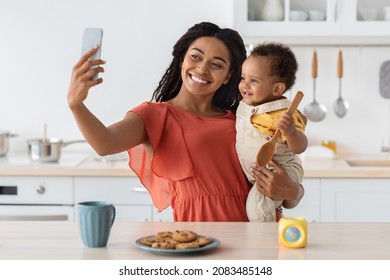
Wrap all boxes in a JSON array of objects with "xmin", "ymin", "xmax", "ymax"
[{"xmin": 233, "ymin": 0, "xmax": 390, "ymax": 44}]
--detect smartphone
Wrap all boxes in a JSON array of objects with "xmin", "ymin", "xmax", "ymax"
[{"xmin": 81, "ymin": 27, "xmax": 103, "ymax": 80}]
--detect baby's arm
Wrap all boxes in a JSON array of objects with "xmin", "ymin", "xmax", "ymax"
[{"xmin": 276, "ymin": 112, "xmax": 308, "ymax": 154}]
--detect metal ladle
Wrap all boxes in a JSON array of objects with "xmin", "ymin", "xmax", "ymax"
[
  {"xmin": 333, "ymin": 49, "xmax": 349, "ymax": 118},
  {"xmin": 304, "ymin": 49, "xmax": 327, "ymax": 122}
]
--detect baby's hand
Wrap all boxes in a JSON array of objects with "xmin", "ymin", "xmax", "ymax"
[{"xmin": 276, "ymin": 112, "xmax": 296, "ymax": 136}]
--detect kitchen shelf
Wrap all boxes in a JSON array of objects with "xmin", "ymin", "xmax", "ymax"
[{"xmin": 234, "ymin": 0, "xmax": 390, "ymax": 46}]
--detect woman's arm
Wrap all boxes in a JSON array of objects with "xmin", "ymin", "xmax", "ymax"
[
  {"xmin": 250, "ymin": 159, "xmax": 304, "ymax": 209},
  {"xmin": 67, "ymin": 47, "xmax": 147, "ymax": 155}
]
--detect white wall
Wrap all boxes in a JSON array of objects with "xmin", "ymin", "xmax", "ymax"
[
  {"xmin": 290, "ymin": 46, "xmax": 390, "ymax": 157},
  {"xmin": 0, "ymin": 0, "xmax": 233, "ymax": 154},
  {"xmin": 1, "ymin": 0, "xmax": 389, "ymax": 157}
]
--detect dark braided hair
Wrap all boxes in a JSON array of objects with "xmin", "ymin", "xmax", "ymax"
[
  {"xmin": 251, "ymin": 42, "xmax": 298, "ymax": 92},
  {"xmin": 151, "ymin": 22, "xmax": 247, "ymax": 111}
]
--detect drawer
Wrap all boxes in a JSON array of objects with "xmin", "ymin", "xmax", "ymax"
[
  {"xmin": 74, "ymin": 177, "xmax": 152, "ymax": 205},
  {"xmin": 0, "ymin": 176, "xmax": 73, "ymax": 204}
]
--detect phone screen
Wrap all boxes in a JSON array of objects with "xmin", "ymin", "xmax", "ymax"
[{"xmin": 81, "ymin": 28, "xmax": 103, "ymax": 80}]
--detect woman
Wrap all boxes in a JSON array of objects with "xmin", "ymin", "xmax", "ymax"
[{"xmin": 67, "ymin": 22, "xmax": 304, "ymax": 222}]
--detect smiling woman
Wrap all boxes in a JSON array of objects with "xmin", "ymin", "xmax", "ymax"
[{"xmin": 67, "ymin": 22, "xmax": 304, "ymax": 222}]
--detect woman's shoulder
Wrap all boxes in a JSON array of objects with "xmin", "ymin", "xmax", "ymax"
[
  {"xmin": 131, "ymin": 101, "xmax": 168, "ymax": 113},
  {"xmin": 133, "ymin": 101, "xmax": 166, "ymax": 109}
]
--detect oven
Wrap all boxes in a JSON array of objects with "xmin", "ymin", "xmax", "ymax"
[{"xmin": 0, "ymin": 176, "xmax": 74, "ymax": 221}]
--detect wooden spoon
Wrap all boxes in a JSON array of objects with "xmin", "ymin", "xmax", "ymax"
[
  {"xmin": 42, "ymin": 123, "xmax": 47, "ymax": 144},
  {"xmin": 256, "ymin": 91, "xmax": 304, "ymax": 167}
]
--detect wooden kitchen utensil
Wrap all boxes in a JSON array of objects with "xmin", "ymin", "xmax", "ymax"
[
  {"xmin": 256, "ymin": 91, "xmax": 304, "ymax": 167},
  {"xmin": 42, "ymin": 123, "xmax": 47, "ymax": 144},
  {"xmin": 303, "ymin": 50, "xmax": 327, "ymax": 122}
]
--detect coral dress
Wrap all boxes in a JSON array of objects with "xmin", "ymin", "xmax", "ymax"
[{"xmin": 127, "ymin": 102, "xmax": 250, "ymax": 222}]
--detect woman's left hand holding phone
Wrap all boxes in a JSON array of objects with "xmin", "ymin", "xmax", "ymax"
[{"xmin": 67, "ymin": 46, "xmax": 105, "ymax": 109}]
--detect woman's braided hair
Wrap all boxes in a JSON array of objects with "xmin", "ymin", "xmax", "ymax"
[{"xmin": 151, "ymin": 22, "xmax": 247, "ymax": 111}]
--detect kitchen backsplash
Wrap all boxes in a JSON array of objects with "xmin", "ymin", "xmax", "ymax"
[{"xmin": 1, "ymin": 0, "xmax": 389, "ymax": 157}]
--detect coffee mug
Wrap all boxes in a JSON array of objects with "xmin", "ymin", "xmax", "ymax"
[{"xmin": 77, "ymin": 201, "xmax": 116, "ymax": 248}]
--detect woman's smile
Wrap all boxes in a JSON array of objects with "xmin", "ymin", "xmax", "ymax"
[{"xmin": 189, "ymin": 73, "xmax": 211, "ymax": 85}]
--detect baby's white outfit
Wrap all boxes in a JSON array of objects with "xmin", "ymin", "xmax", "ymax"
[{"xmin": 235, "ymin": 99, "xmax": 305, "ymax": 222}]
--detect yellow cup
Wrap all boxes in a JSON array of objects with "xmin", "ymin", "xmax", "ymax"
[{"xmin": 278, "ymin": 216, "xmax": 307, "ymax": 248}]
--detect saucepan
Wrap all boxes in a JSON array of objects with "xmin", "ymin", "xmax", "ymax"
[
  {"xmin": 27, "ymin": 138, "xmax": 86, "ymax": 163},
  {"xmin": 0, "ymin": 131, "xmax": 18, "ymax": 157}
]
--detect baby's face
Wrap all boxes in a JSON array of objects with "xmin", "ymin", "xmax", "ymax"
[{"xmin": 239, "ymin": 56, "xmax": 280, "ymax": 106}]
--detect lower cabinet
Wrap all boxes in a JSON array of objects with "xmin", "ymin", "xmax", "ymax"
[
  {"xmin": 74, "ymin": 177, "xmax": 174, "ymax": 222},
  {"xmin": 284, "ymin": 178, "xmax": 390, "ymax": 222},
  {"xmin": 321, "ymin": 179, "xmax": 390, "ymax": 222},
  {"xmin": 283, "ymin": 178, "xmax": 321, "ymax": 222}
]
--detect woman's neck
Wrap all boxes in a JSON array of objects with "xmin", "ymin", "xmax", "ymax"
[{"xmin": 167, "ymin": 94, "xmax": 226, "ymax": 117}]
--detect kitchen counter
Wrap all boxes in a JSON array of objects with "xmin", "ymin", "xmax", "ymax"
[
  {"xmin": 1, "ymin": 221, "xmax": 390, "ymax": 260},
  {"xmin": 302, "ymin": 157, "xmax": 390, "ymax": 178},
  {"xmin": 1, "ymin": 152, "xmax": 390, "ymax": 178},
  {"xmin": 0, "ymin": 152, "xmax": 134, "ymax": 177}
]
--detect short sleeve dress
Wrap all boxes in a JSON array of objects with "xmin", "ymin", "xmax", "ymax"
[{"xmin": 127, "ymin": 102, "xmax": 250, "ymax": 222}]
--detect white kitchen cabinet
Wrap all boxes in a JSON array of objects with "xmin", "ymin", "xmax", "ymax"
[
  {"xmin": 342, "ymin": 0, "xmax": 390, "ymax": 36},
  {"xmin": 234, "ymin": 0, "xmax": 390, "ymax": 43},
  {"xmin": 321, "ymin": 178, "xmax": 390, "ymax": 222},
  {"xmin": 283, "ymin": 178, "xmax": 321, "ymax": 222},
  {"xmin": 153, "ymin": 207, "xmax": 174, "ymax": 222},
  {"xmin": 74, "ymin": 177, "xmax": 174, "ymax": 222}
]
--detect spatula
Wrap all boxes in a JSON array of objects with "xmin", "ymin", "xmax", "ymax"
[{"xmin": 256, "ymin": 91, "xmax": 304, "ymax": 167}]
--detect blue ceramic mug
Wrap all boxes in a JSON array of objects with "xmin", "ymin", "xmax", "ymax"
[{"xmin": 77, "ymin": 201, "xmax": 116, "ymax": 248}]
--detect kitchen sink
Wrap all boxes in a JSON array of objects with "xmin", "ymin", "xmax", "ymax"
[{"xmin": 346, "ymin": 159, "xmax": 390, "ymax": 167}]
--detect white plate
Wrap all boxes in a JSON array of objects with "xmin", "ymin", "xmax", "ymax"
[{"xmin": 135, "ymin": 236, "xmax": 221, "ymax": 254}]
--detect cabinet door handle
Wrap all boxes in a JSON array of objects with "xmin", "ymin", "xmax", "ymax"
[{"xmin": 132, "ymin": 187, "xmax": 147, "ymax": 193}]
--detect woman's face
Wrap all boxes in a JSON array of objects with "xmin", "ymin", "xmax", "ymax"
[
  {"xmin": 239, "ymin": 55, "xmax": 279, "ymax": 106},
  {"xmin": 180, "ymin": 36, "xmax": 231, "ymax": 98}
]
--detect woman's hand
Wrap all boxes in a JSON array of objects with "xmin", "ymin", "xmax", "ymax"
[
  {"xmin": 250, "ymin": 159, "xmax": 304, "ymax": 208},
  {"xmin": 67, "ymin": 46, "xmax": 105, "ymax": 109}
]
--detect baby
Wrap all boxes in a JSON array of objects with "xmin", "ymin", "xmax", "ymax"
[{"xmin": 235, "ymin": 42, "xmax": 308, "ymax": 222}]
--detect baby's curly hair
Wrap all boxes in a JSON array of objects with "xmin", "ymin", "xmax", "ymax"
[{"xmin": 251, "ymin": 42, "xmax": 298, "ymax": 92}]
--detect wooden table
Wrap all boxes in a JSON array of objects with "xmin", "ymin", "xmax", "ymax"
[{"xmin": 1, "ymin": 221, "xmax": 390, "ymax": 260}]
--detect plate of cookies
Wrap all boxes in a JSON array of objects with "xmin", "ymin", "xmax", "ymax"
[{"xmin": 135, "ymin": 230, "xmax": 220, "ymax": 254}]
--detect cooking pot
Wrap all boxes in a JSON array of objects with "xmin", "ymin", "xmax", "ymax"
[
  {"xmin": 0, "ymin": 131, "xmax": 18, "ymax": 157},
  {"xmin": 27, "ymin": 138, "xmax": 86, "ymax": 163}
]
